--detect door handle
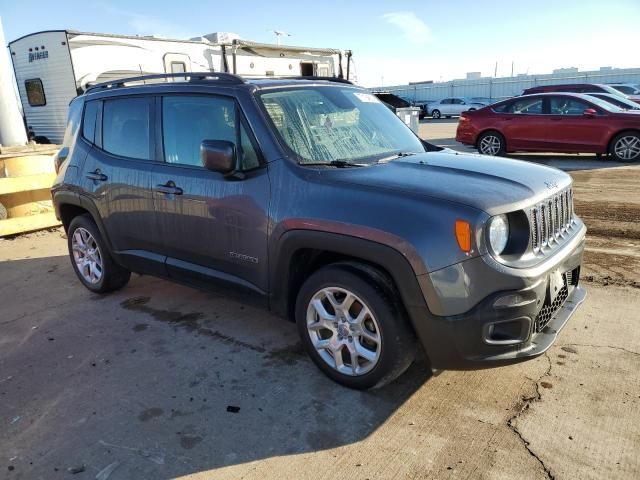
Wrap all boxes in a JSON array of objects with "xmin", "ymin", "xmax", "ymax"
[
  {"xmin": 155, "ymin": 181, "xmax": 183, "ymax": 195},
  {"xmin": 550, "ymin": 117, "xmax": 563, "ymax": 121},
  {"xmin": 86, "ymin": 169, "xmax": 108, "ymax": 181}
]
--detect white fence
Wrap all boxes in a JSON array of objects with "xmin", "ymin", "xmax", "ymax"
[{"xmin": 371, "ymin": 67, "xmax": 640, "ymax": 103}]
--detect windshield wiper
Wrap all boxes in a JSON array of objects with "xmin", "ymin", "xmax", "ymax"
[
  {"xmin": 301, "ymin": 160, "xmax": 368, "ymax": 168},
  {"xmin": 376, "ymin": 151, "xmax": 418, "ymax": 164}
]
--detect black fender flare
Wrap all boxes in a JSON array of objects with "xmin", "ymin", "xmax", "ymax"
[
  {"xmin": 269, "ymin": 229, "xmax": 433, "ymax": 336},
  {"xmin": 53, "ymin": 190, "xmax": 116, "ymax": 254}
]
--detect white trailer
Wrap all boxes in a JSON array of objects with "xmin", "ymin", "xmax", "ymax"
[{"xmin": 8, "ymin": 30, "xmax": 354, "ymax": 143}]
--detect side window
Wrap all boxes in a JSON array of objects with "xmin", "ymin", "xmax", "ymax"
[
  {"xmin": 102, "ymin": 97, "xmax": 152, "ymax": 160},
  {"xmin": 25, "ymin": 79, "xmax": 46, "ymax": 106},
  {"xmin": 492, "ymin": 102, "xmax": 510, "ymax": 113},
  {"xmin": 507, "ymin": 98, "xmax": 543, "ymax": 114},
  {"xmin": 162, "ymin": 95, "xmax": 236, "ymax": 167},
  {"xmin": 550, "ymin": 97, "xmax": 591, "ymax": 115},
  {"xmin": 441, "ymin": 99, "xmax": 452, "ymax": 104},
  {"xmin": 452, "ymin": 98, "xmax": 464, "ymax": 104},
  {"xmin": 82, "ymin": 101, "xmax": 99, "ymax": 143}
]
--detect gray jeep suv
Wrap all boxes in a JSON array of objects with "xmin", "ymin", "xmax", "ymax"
[{"xmin": 52, "ymin": 73, "xmax": 587, "ymax": 389}]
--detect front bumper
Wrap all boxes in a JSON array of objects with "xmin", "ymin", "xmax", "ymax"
[{"xmin": 409, "ymin": 227, "xmax": 587, "ymax": 369}]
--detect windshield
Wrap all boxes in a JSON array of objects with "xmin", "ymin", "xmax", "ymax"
[{"xmin": 257, "ymin": 86, "xmax": 425, "ymax": 165}]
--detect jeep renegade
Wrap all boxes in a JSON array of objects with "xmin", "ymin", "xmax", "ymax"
[{"xmin": 52, "ymin": 73, "xmax": 587, "ymax": 389}]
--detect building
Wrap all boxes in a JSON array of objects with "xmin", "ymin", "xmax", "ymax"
[{"xmin": 372, "ymin": 66, "xmax": 640, "ymax": 104}]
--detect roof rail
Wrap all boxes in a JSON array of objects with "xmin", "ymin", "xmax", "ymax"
[
  {"xmin": 253, "ymin": 76, "xmax": 354, "ymax": 85},
  {"xmin": 84, "ymin": 72, "xmax": 245, "ymax": 94}
]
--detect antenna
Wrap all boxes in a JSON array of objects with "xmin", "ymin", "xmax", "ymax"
[{"xmin": 267, "ymin": 29, "xmax": 292, "ymax": 46}]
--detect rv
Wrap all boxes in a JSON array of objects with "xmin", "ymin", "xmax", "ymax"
[{"xmin": 8, "ymin": 30, "xmax": 354, "ymax": 143}]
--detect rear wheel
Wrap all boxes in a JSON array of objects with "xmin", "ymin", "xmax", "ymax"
[
  {"xmin": 477, "ymin": 131, "xmax": 506, "ymax": 156},
  {"xmin": 610, "ymin": 132, "xmax": 640, "ymax": 162},
  {"xmin": 431, "ymin": 109, "xmax": 441, "ymax": 119},
  {"xmin": 67, "ymin": 215, "xmax": 130, "ymax": 293},
  {"xmin": 295, "ymin": 264, "xmax": 416, "ymax": 390}
]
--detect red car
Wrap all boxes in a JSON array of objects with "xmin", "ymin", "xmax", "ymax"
[{"xmin": 456, "ymin": 93, "xmax": 640, "ymax": 162}]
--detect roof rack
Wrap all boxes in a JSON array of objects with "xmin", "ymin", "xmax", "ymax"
[{"xmin": 84, "ymin": 72, "xmax": 245, "ymax": 94}]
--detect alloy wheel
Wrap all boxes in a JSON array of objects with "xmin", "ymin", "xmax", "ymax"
[
  {"xmin": 306, "ymin": 287, "xmax": 381, "ymax": 376},
  {"xmin": 479, "ymin": 135, "xmax": 502, "ymax": 155},
  {"xmin": 71, "ymin": 227, "xmax": 103, "ymax": 284},
  {"xmin": 614, "ymin": 136, "xmax": 640, "ymax": 161}
]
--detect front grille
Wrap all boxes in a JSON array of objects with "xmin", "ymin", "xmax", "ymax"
[
  {"xmin": 534, "ymin": 267, "xmax": 580, "ymax": 333},
  {"xmin": 529, "ymin": 187, "xmax": 575, "ymax": 253}
]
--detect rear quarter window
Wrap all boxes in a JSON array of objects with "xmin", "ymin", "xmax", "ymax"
[{"xmin": 82, "ymin": 101, "xmax": 99, "ymax": 143}]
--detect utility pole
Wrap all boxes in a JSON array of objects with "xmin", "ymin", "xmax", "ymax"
[
  {"xmin": 511, "ymin": 61, "xmax": 514, "ymax": 77},
  {"xmin": 494, "ymin": 61, "xmax": 498, "ymax": 78}
]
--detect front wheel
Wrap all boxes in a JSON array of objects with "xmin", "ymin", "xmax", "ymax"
[
  {"xmin": 431, "ymin": 109, "xmax": 441, "ymax": 119},
  {"xmin": 295, "ymin": 264, "xmax": 416, "ymax": 390},
  {"xmin": 477, "ymin": 131, "xmax": 506, "ymax": 156},
  {"xmin": 610, "ymin": 132, "xmax": 640, "ymax": 162}
]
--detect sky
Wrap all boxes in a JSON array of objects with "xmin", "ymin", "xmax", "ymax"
[{"xmin": 2, "ymin": 0, "xmax": 640, "ymax": 87}]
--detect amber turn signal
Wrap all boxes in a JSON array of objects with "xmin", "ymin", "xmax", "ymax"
[{"xmin": 455, "ymin": 219, "xmax": 472, "ymax": 253}]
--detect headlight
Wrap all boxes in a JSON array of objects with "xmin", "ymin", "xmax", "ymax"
[{"xmin": 488, "ymin": 214, "xmax": 509, "ymax": 255}]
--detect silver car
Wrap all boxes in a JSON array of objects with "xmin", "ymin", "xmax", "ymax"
[{"xmin": 428, "ymin": 97, "xmax": 487, "ymax": 119}]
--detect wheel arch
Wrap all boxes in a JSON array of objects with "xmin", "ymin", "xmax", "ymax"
[
  {"xmin": 607, "ymin": 128, "xmax": 640, "ymax": 155},
  {"xmin": 54, "ymin": 192, "xmax": 115, "ymax": 253},
  {"xmin": 269, "ymin": 230, "xmax": 432, "ymax": 336}
]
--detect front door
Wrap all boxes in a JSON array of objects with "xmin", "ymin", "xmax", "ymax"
[
  {"xmin": 151, "ymin": 94, "xmax": 270, "ymax": 292},
  {"xmin": 543, "ymin": 95, "xmax": 610, "ymax": 152}
]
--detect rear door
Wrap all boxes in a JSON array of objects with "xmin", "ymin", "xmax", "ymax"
[
  {"xmin": 451, "ymin": 98, "xmax": 466, "ymax": 115},
  {"xmin": 79, "ymin": 95, "xmax": 163, "ymax": 273},
  {"xmin": 543, "ymin": 95, "xmax": 610, "ymax": 152},
  {"xmin": 498, "ymin": 96, "xmax": 548, "ymax": 150},
  {"xmin": 151, "ymin": 93, "xmax": 270, "ymax": 292}
]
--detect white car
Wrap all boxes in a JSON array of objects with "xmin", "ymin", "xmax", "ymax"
[{"xmin": 428, "ymin": 97, "xmax": 487, "ymax": 119}]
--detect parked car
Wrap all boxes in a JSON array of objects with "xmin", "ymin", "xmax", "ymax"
[
  {"xmin": 52, "ymin": 73, "xmax": 587, "ymax": 389},
  {"xmin": 428, "ymin": 97, "xmax": 487, "ymax": 119},
  {"xmin": 456, "ymin": 92, "xmax": 640, "ymax": 162},
  {"xmin": 586, "ymin": 93, "xmax": 640, "ymax": 111},
  {"xmin": 608, "ymin": 83, "xmax": 640, "ymax": 96},
  {"xmin": 521, "ymin": 83, "xmax": 640, "ymax": 104},
  {"xmin": 372, "ymin": 92, "xmax": 411, "ymax": 112}
]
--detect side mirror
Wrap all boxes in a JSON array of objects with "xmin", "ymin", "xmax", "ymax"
[
  {"xmin": 200, "ymin": 140, "xmax": 236, "ymax": 174},
  {"xmin": 583, "ymin": 108, "xmax": 597, "ymax": 118}
]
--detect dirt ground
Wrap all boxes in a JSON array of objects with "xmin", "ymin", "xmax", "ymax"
[{"xmin": 1, "ymin": 124, "xmax": 639, "ymax": 479}]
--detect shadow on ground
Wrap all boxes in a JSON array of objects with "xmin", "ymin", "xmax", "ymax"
[{"xmin": 0, "ymin": 254, "xmax": 432, "ymax": 478}]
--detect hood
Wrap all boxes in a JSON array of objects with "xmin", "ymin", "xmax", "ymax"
[{"xmin": 330, "ymin": 149, "xmax": 571, "ymax": 215}]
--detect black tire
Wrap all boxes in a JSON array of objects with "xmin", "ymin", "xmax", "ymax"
[
  {"xmin": 609, "ymin": 131, "xmax": 640, "ymax": 163},
  {"xmin": 477, "ymin": 130, "xmax": 506, "ymax": 156},
  {"xmin": 295, "ymin": 263, "xmax": 416, "ymax": 390},
  {"xmin": 431, "ymin": 109, "xmax": 441, "ymax": 119},
  {"xmin": 67, "ymin": 214, "xmax": 131, "ymax": 293}
]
